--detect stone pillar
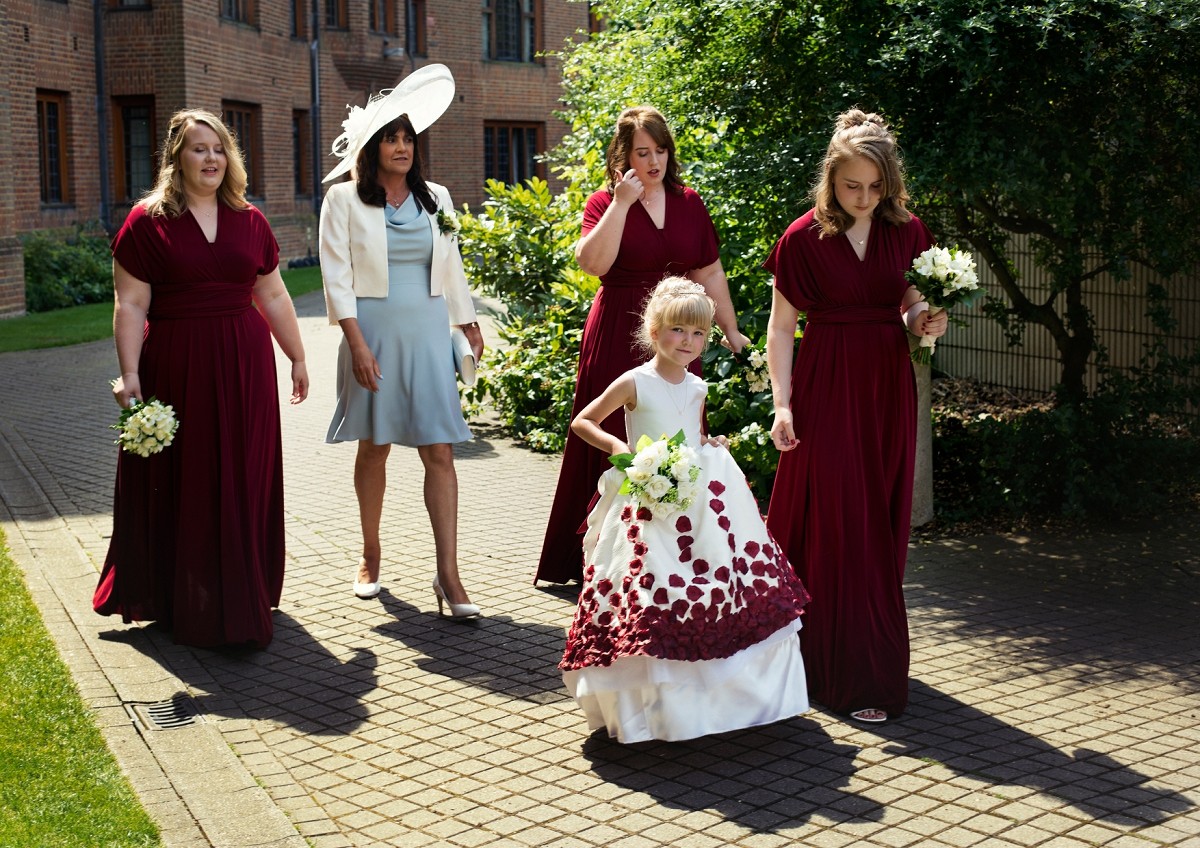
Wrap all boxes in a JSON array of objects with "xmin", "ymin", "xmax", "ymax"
[{"xmin": 909, "ymin": 336, "xmax": 934, "ymax": 527}]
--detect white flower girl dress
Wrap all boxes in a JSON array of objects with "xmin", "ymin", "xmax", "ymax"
[{"xmin": 560, "ymin": 362, "xmax": 811, "ymax": 743}]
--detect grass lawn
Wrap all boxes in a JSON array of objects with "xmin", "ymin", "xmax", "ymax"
[
  {"xmin": 0, "ymin": 529, "xmax": 162, "ymax": 847},
  {"xmin": 0, "ymin": 265, "xmax": 325, "ymax": 354}
]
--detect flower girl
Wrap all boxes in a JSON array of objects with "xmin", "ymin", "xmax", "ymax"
[{"xmin": 559, "ymin": 277, "xmax": 811, "ymax": 743}]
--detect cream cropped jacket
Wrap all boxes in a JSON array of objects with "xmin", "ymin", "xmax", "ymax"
[{"xmin": 318, "ymin": 180, "xmax": 477, "ymax": 327}]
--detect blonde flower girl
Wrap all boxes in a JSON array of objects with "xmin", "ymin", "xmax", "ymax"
[{"xmin": 559, "ymin": 277, "xmax": 811, "ymax": 743}]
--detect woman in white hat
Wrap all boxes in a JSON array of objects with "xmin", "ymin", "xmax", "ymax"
[{"xmin": 319, "ymin": 64, "xmax": 482, "ymax": 618}]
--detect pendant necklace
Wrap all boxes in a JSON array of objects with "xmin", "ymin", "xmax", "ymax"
[{"xmin": 660, "ymin": 371, "xmax": 690, "ymax": 415}]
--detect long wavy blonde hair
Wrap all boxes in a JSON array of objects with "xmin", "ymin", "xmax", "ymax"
[
  {"xmin": 812, "ymin": 108, "xmax": 911, "ymax": 237},
  {"xmin": 141, "ymin": 109, "xmax": 250, "ymax": 218}
]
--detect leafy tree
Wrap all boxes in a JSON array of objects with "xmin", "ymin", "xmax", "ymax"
[{"xmin": 570, "ymin": 0, "xmax": 1200, "ymax": 403}]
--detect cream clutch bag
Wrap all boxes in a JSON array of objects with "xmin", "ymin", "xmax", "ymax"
[{"xmin": 451, "ymin": 327, "xmax": 476, "ymax": 386}]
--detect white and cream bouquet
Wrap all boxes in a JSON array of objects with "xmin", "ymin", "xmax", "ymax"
[
  {"xmin": 111, "ymin": 396, "xmax": 179, "ymax": 457},
  {"xmin": 609, "ymin": 430, "xmax": 701, "ymax": 519},
  {"xmin": 905, "ymin": 245, "xmax": 983, "ymax": 366}
]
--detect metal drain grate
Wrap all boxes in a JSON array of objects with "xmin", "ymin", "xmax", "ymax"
[{"xmin": 125, "ymin": 695, "xmax": 205, "ymax": 731}]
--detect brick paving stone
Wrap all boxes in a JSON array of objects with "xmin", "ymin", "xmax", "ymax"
[{"xmin": 3, "ymin": 303, "xmax": 1199, "ymax": 848}]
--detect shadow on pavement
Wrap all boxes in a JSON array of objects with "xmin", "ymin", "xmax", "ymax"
[
  {"xmin": 372, "ymin": 587, "xmax": 573, "ymax": 705},
  {"xmin": 100, "ymin": 611, "xmax": 377, "ymax": 735},
  {"xmin": 581, "ymin": 717, "xmax": 872, "ymax": 831},
  {"xmin": 879, "ymin": 679, "xmax": 1194, "ymax": 824}
]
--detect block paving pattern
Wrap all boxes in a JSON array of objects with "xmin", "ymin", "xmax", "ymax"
[{"xmin": 1, "ymin": 290, "xmax": 1197, "ymax": 847}]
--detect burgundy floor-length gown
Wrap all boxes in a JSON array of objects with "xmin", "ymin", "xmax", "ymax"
[
  {"xmin": 93, "ymin": 203, "xmax": 286, "ymax": 649},
  {"xmin": 764, "ymin": 209, "xmax": 933, "ymax": 717},
  {"xmin": 534, "ymin": 187, "xmax": 720, "ymax": 584}
]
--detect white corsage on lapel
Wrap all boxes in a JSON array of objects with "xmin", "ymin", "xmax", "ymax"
[{"xmin": 436, "ymin": 207, "xmax": 460, "ymax": 241}]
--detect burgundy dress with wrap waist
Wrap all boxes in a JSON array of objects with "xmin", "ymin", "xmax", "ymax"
[
  {"xmin": 764, "ymin": 209, "xmax": 933, "ymax": 717},
  {"xmin": 534, "ymin": 187, "xmax": 720, "ymax": 584},
  {"xmin": 93, "ymin": 202, "xmax": 286, "ymax": 649}
]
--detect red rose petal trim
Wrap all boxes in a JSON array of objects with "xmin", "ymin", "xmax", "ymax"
[
  {"xmin": 675, "ymin": 515, "xmax": 692, "ymax": 532},
  {"xmin": 708, "ymin": 481, "xmax": 726, "ymax": 495}
]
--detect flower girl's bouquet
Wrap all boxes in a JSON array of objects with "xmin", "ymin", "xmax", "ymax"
[
  {"xmin": 906, "ymin": 245, "xmax": 983, "ymax": 366},
  {"xmin": 111, "ymin": 395, "xmax": 180, "ymax": 457},
  {"xmin": 609, "ymin": 430, "xmax": 701, "ymax": 519}
]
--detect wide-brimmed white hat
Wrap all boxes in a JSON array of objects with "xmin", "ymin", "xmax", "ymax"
[{"xmin": 323, "ymin": 63, "xmax": 455, "ymax": 183}]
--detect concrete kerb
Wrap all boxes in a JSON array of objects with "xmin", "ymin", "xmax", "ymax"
[{"xmin": 0, "ymin": 411, "xmax": 310, "ymax": 848}]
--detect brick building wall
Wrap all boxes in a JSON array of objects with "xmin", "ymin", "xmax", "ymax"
[
  {"xmin": 0, "ymin": 0, "xmax": 587, "ymax": 319},
  {"xmin": 0, "ymin": 0, "xmax": 21, "ymax": 315}
]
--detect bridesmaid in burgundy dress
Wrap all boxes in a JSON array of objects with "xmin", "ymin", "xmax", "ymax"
[
  {"xmin": 764, "ymin": 110, "xmax": 947, "ymax": 722},
  {"xmin": 94, "ymin": 109, "xmax": 309, "ymax": 649},
  {"xmin": 535, "ymin": 106, "xmax": 749, "ymax": 585}
]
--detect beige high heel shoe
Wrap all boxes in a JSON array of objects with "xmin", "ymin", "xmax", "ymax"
[{"xmin": 432, "ymin": 578, "xmax": 480, "ymax": 619}]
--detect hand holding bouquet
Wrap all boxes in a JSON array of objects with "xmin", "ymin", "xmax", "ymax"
[
  {"xmin": 111, "ymin": 396, "xmax": 180, "ymax": 457},
  {"xmin": 906, "ymin": 245, "xmax": 983, "ymax": 366},
  {"xmin": 608, "ymin": 430, "xmax": 701, "ymax": 520}
]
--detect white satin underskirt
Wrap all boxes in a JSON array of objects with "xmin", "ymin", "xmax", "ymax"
[{"xmin": 562, "ymin": 622, "xmax": 809, "ymax": 744}]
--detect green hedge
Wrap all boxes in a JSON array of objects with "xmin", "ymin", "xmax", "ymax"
[{"xmin": 22, "ymin": 226, "xmax": 112, "ymax": 313}]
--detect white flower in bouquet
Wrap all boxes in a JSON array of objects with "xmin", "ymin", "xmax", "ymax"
[
  {"xmin": 609, "ymin": 430, "xmax": 702, "ymax": 518},
  {"xmin": 676, "ymin": 479, "xmax": 702, "ymax": 504},
  {"xmin": 644, "ymin": 474, "xmax": 673, "ymax": 500},
  {"xmin": 669, "ymin": 445, "xmax": 698, "ymax": 481},
  {"xmin": 905, "ymin": 245, "xmax": 984, "ymax": 366},
  {"xmin": 626, "ymin": 465, "xmax": 653, "ymax": 485},
  {"xmin": 111, "ymin": 395, "xmax": 180, "ymax": 458},
  {"xmin": 648, "ymin": 501, "xmax": 674, "ymax": 521}
]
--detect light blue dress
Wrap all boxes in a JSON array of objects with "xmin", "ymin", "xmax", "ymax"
[{"xmin": 326, "ymin": 194, "xmax": 472, "ymax": 447}]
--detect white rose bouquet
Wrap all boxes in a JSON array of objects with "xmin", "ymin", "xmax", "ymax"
[
  {"xmin": 609, "ymin": 429, "xmax": 701, "ymax": 519},
  {"xmin": 111, "ymin": 396, "xmax": 180, "ymax": 457},
  {"xmin": 905, "ymin": 245, "xmax": 983, "ymax": 366}
]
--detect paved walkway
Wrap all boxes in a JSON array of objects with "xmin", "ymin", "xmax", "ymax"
[{"xmin": 1, "ymin": 290, "xmax": 1197, "ymax": 848}]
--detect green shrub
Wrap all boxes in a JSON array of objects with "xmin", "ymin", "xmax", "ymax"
[
  {"xmin": 463, "ymin": 287, "xmax": 588, "ymax": 453},
  {"xmin": 458, "ymin": 177, "xmax": 586, "ymax": 310},
  {"xmin": 701, "ymin": 334, "xmax": 783, "ymax": 501},
  {"xmin": 22, "ymin": 225, "xmax": 112, "ymax": 313},
  {"xmin": 932, "ymin": 350, "xmax": 1200, "ymax": 522}
]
